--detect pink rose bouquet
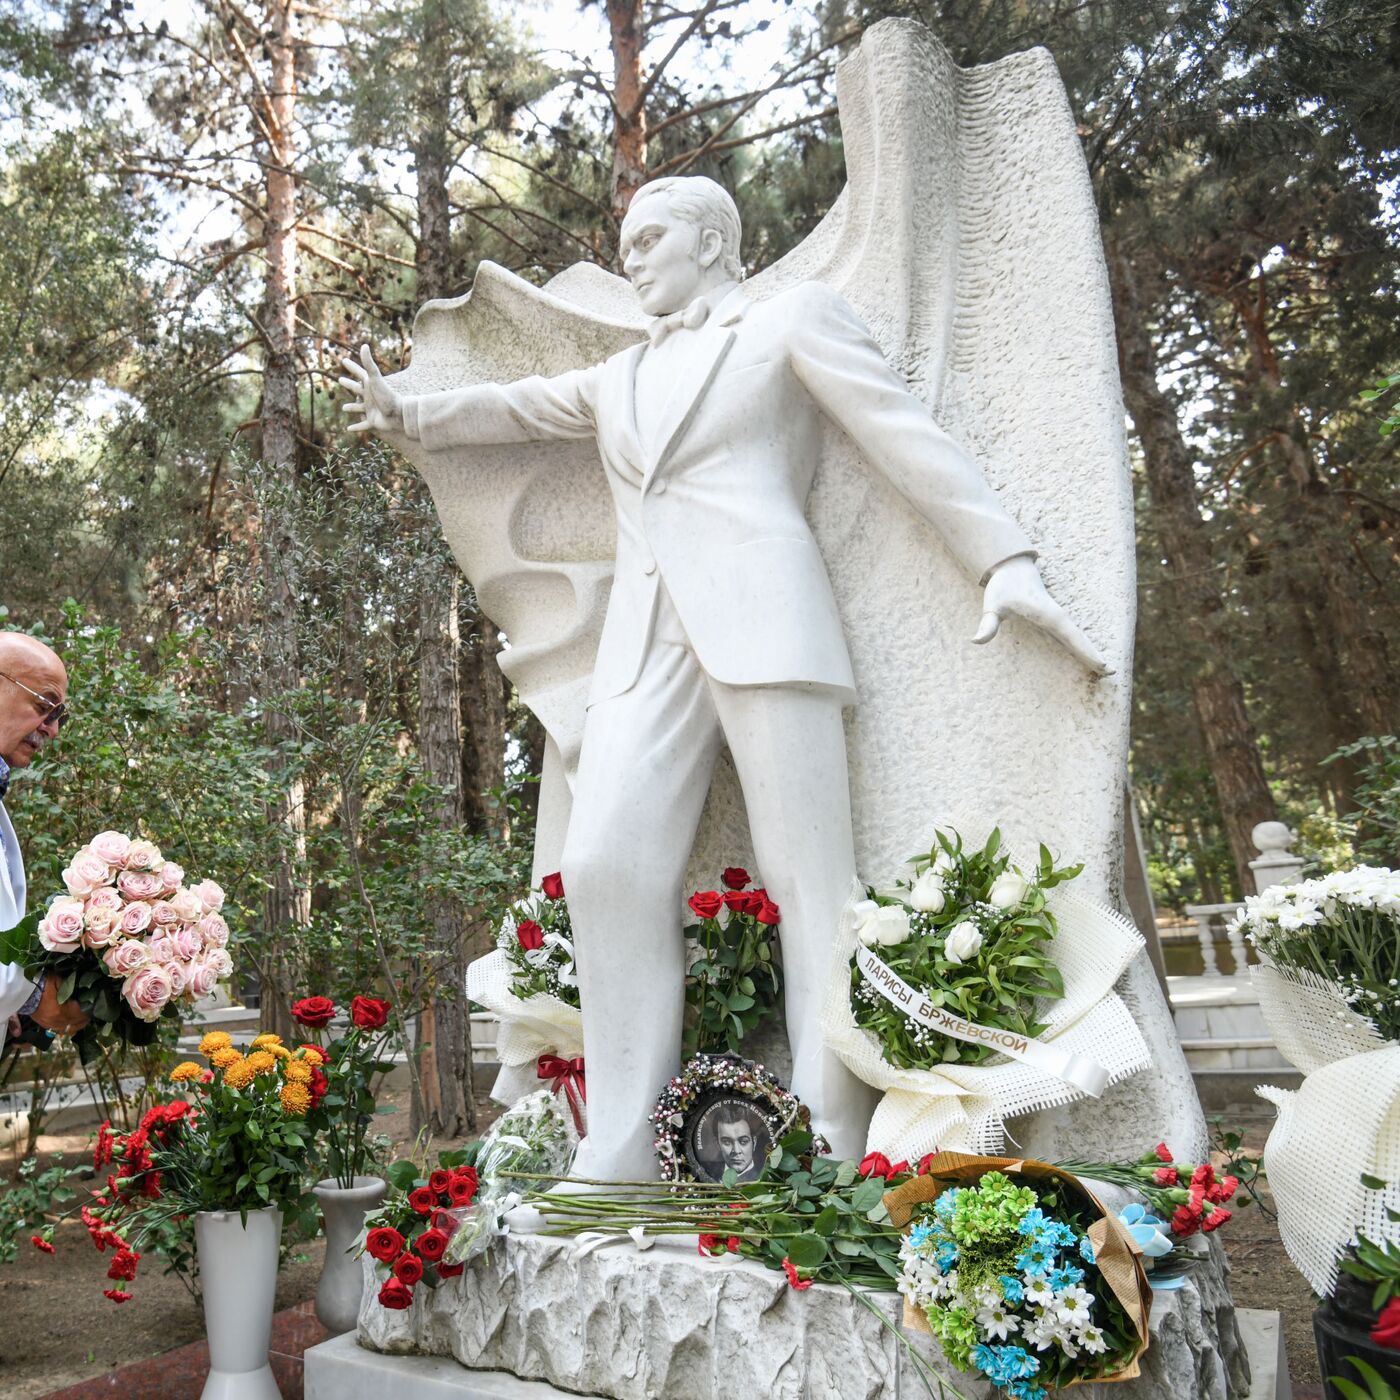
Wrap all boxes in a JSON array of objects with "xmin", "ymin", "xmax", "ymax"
[{"xmin": 0, "ymin": 830, "xmax": 232, "ymax": 1057}]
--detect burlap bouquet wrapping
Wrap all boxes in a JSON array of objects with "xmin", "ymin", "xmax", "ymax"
[{"xmin": 883, "ymin": 1150, "xmax": 1152, "ymax": 1385}]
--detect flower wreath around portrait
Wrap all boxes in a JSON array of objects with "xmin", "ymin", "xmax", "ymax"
[{"xmin": 650, "ymin": 1052, "xmax": 827, "ymax": 1185}]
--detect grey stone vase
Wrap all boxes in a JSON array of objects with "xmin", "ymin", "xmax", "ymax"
[
  {"xmin": 195, "ymin": 1205, "xmax": 283, "ymax": 1400},
  {"xmin": 313, "ymin": 1176, "xmax": 387, "ymax": 1334}
]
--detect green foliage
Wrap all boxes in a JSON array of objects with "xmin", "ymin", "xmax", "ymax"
[
  {"xmin": 0, "ymin": 1154, "xmax": 79, "ymax": 1265},
  {"xmin": 1361, "ymin": 374, "xmax": 1400, "ymax": 438},
  {"xmin": 1326, "ymin": 737, "xmax": 1400, "ymax": 867},
  {"xmin": 683, "ymin": 883, "xmax": 783, "ymax": 1057},
  {"xmin": 304, "ymin": 1023, "xmax": 398, "ymax": 1188},
  {"xmin": 1331, "ymin": 1357, "xmax": 1400, "ymax": 1400}
]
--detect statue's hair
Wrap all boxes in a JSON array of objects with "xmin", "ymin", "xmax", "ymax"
[{"xmin": 631, "ymin": 176, "xmax": 744, "ymax": 280}]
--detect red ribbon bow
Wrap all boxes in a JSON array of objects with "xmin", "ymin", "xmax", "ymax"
[{"xmin": 537, "ymin": 1054, "xmax": 587, "ymax": 1134}]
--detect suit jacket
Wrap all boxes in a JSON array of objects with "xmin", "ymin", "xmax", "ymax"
[
  {"xmin": 0, "ymin": 801, "xmax": 37, "ymax": 1019},
  {"xmin": 401, "ymin": 281, "xmax": 1034, "ymax": 706}
]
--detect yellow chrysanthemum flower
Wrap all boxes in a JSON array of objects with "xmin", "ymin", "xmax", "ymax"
[
  {"xmin": 266, "ymin": 1043, "xmax": 291, "ymax": 1060},
  {"xmin": 199, "ymin": 1031, "xmax": 233, "ymax": 1056},
  {"xmin": 223, "ymin": 1058, "xmax": 256, "ymax": 1089},
  {"xmin": 169, "ymin": 1061, "xmax": 204, "ymax": 1083},
  {"xmin": 209, "ymin": 1046, "xmax": 242, "ymax": 1070},
  {"xmin": 283, "ymin": 1059, "xmax": 313, "ymax": 1084},
  {"xmin": 250, "ymin": 1033, "xmax": 282, "ymax": 1049},
  {"xmin": 296, "ymin": 1045, "xmax": 326, "ymax": 1066},
  {"xmin": 246, "ymin": 1050, "xmax": 277, "ymax": 1076},
  {"xmin": 280, "ymin": 1082, "xmax": 311, "ymax": 1116}
]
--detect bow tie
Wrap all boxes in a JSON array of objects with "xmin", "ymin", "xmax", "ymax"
[{"xmin": 648, "ymin": 296, "xmax": 711, "ymax": 346}]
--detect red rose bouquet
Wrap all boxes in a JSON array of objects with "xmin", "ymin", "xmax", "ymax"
[
  {"xmin": 496, "ymin": 872, "xmax": 578, "ymax": 1008},
  {"xmin": 294, "ymin": 993, "xmax": 398, "ymax": 1188}
]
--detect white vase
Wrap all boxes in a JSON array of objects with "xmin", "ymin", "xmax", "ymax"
[
  {"xmin": 312, "ymin": 1175, "xmax": 387, "ymax": 1333},
  {"xmin": 195, "ymin": 1206, "xmax": 284, "ymax": 1400}
]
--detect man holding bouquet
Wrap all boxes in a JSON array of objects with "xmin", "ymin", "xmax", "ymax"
[{"xmin": 0, "ymin": 632, "xmax": 88, "ymax": 1040}]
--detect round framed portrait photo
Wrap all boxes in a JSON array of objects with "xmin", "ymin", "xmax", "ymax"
[{"xmin": 685, "ymin": 1093, "xmax": 775, "ymax": 1184}]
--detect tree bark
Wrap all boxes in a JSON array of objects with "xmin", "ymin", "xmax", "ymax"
[
  {"xmin": 1107, "ymin": 237, "xmax": 1277, "ymax": 895},
  {"xmin": 258, "ymin": 0, "xmax": 309, "ymax": 1035},
  {"xmin": 607, "ymin": 0, "xmax": 648, "ymax": 228}
]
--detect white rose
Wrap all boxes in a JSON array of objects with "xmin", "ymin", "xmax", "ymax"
[
  {"xmin": 909, "ymin": 870, "xmax": 946, "ymax": 913},
  {"xmin": 931, "ymin": 850, "xmax": 956, "ymax": 876},
  {"xmin": 987, "ymin": 871, "xmax": 1028, "ymax": 909},
  {"xmin": 944, "ymin": 921, "xmax": 983, "ymax": 964},
  {"xmin": 857, "ymin": 904, "xmax": 911, "ymax": 948}
]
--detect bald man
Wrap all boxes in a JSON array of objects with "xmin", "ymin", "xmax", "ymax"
[{"xmin": 0, "ymin": 633, "xmax": 88, "ymax": 1037}]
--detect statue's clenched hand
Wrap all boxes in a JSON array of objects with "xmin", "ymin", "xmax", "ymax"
[
  {"xmin": 973, "ymin": 556, "xmax": 1112, "ymax": 676},
  {"xmin": 339, "ymin": 345, "xmax": 403, "ymax": 434}
]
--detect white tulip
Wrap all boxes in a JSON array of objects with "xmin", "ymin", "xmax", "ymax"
[
  {"xmin": 909, "ymin": 870, "xmax": 947, "ymax": 913},
  {"xmin": 857, "ymin": 904, "xmax": 912, "ymax": 948},
  {"xmin": 943, "ymin": 921, "xmax": 983, "ymax": 964},
  {"xmin": 987, "ymin": 871, "xmax": 1028, "ymax": 909}
]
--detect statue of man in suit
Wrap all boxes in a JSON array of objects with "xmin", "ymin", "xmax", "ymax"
[{"xmin": 341, "ymin": 176, "xmax": 1106, "ymax": 1180}]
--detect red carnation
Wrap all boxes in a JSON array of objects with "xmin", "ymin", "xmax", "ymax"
[
  {"xmin": 541, "ymin": 871, "xmax": 565, "ymax": 900},
  {"xmin": 366, "ymin": 1226, "xmax": 405, "ymax": 1263},
  {"xmin": 1201, "ymin": 1205, "xmax": 1232, "ymax": 1234},
  {"xmin": 721, "ymin": 868, "xmax": 750, "ymax": 890},
  {"xmin": 378, "ymin": 1277, "xmax": 414, "ymax": 1310},
  {"xmin": 94, "ymin": 1121, "xmax": 114, "ymax": 1169},
  {"xmin": 393, "ymin": 1253, "xmax": 425, "ymax": 1286},
  {"xmin": 1153, "ymin": 1166, "xmax": 1179, "ymax": 1186},
  {"xmin": 351, "ymin": 996, "xmax": 390, "ymax": 1030},
  {"xmin": 516, "ymin": 920, "xmax": 544, "ymax": 951},
  {"xmin": 1170, "ymin": 1205, "xmax": 1200, "ymax": 1238},
  {"xmin": 698, "ymin": 1234, "xmax": 723, "ymax": 1257},
  {"xmin": 103, "ymin": 1288, "xmax": 133, "ymax": 1304},
  {"xmin": 1190, "ymin": 1162, "xmax": 1215, "ymax": 1191},
  {"xmin": 292, "ymin": 996, "xmax": 337, "ymax": 1029},
  {"xmin": 428, "ymin": 1169, "xmax": 452, "ymax": 1196},
  {"xmin": 688, "ymin": 890, "xmax": 724, "ymax": 920},
  {"xmin": 858, "ymin": 1152, "xmax": 897, "ymax": 1181},
  {"xmin": 782, "ymin": 1257, "xmax": 813, "ymax": 1291},
  {"xmin": 31, "ymin": 1235, "xmax": 53, "ymax": 1255},
  {"xmin": 755, "ymin": 898, "xmax": 781, "ymax": 926},
  {"xmin": 436, "ymin": 1261, "xmax": 465, "ymax": 1279},
  {"xmin": 416, "ymin": 1228, "xmax": 450, "ymax": 1263},
  {"xmin": 1154, "ymin": 1142, "xmax": 1173, "ymax": 1164},
  {"xmin": 1373, "ymin": 1297, "xmax": 1400, "ymax": 1350},
  {"xmin": 107, "ymin": 1249, "xmax": 140, "ymax": 1282},
  {"xmin": 408, "ymin": 1187, "xmax": 435, "ymax": 1216},
  {"xmin": 448, "ymin": 1168, "xmax": 479, "ymax": 1206},
  {"xmin": 1209, "ymin": 1175, "xmax": 1239, "ymax": 1204}
]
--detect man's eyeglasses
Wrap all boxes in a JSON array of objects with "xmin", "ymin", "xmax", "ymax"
[{"xmin": 0, "ymin": 672, "xmax": 71, "ymax": 730}]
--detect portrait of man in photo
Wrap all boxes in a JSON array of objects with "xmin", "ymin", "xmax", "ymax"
[{"xmin": 687, "ymin": 1097, "xmax": 772, "ymax": 1185}]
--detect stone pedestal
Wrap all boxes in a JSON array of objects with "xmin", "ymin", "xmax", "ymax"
[{"xmin": 333, "ymin": 1232, "xmax": 1270, "ymax": 1400}]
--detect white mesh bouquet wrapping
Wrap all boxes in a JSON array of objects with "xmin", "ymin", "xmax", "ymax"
[
  {"xmin": 1258, "ymin": 1045, "xmax": 1400, "ymax": 1295},
  {"xmin": 1251, "ymin": 959, "xmax": 1387, "ymax": 1074},
  {"xmin": 821, "ymin": 871, "xmax": 1151, "ymax": 1159},
  {"xmin": 466, "ymin": 948, "xmax": 584, "ymax": 1110}
]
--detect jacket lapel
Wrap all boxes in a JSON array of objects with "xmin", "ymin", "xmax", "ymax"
[{"xmin": 641, "ymin": 287, "xmax": 751, "ymax": 489}]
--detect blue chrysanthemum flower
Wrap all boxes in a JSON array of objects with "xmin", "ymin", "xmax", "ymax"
[
  {"xmin": 1008, "ymin": 1380, "xmax": 1048, "ymax": 1400},
  {"xmin": 936, "ymin": 1241, "xmax": 959, "ymax": 1271},
  {"xmin": 1048, "ymin": 1263, "xmax": 1085, "ymax": 1290},
  {"xmin": 909, "ymin": 1222, "xmax": 933, "ymax": 1249},
  {"xmin": 934, "ymin": 1189, "xmax": 959, "ymax": 1222},
  {"xmin": 1079, "ymin": 1235, "xmax": 1096, "ymax": 1264},
  {"xmin": 971, "ymin": 1343, "xmax": 1000, "ymax": 1378},
  {"xmin": 997, "ymin": 1346, "xmax": 1040, "ymax": 1381},
  {"xmin": 1017, "ymin": 1207, "xmax": 1051, "ymax": 1237},
  {"xmin": 1016, "ymin": 1240, "xmax": 1054, "ymax": 1274},
  {"xmin": 999, "ymin": 1273, "xmax": 1024, "ymax": 1304}
]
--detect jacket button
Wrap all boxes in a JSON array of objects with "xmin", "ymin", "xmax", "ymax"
[
  {"xmin": 643, "ymin": 559, "xmax": 657, "ymax": 576},
  {"xmin": 651, "ymin": 479, "xmax": 667, "ymax": 496}
]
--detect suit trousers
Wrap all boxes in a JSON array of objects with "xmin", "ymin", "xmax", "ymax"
[{"xmin": 559, "ymin": 586, "xmax": 877, "ymax": 1177}]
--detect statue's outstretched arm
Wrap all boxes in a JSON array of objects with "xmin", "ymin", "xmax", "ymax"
[
  {"xmin": 788, "ymin": 284, "xmax": 1109, "ymax": 675},
  {"xmin": 340, "ymin": 343, "xmax": 600, "ymax": 451}
]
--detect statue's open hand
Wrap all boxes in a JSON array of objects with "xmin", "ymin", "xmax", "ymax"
[
  {"xmin": 338, "ymin": 344, "xmax": 403, "ymax": 434},
  {"xmin": 973, "ymin": 555, "xmax": 1112, "ymax": 676}
]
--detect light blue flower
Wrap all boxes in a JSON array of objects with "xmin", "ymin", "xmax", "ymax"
[
  {"xmin": 1035, "ymin": 1218, "xmax": 1077, "ymax": 1248},
  {"xmin": 934, "ymin": 1189, "xmax": 959, "ymax": 1222},
  {"xmin": 936, "ymin": 1241, "xmax": 959, "ymax": 1271},
  {"xmin": 1018, "ymin": 1207, "xmax": 1051, "ymax": 1237},
  {"xmin": 1048, "ymin": 1262, "xmax": 1085, "ymax": 1290},
  {"xmin": 1016, "ymin": 1239, "xmax": 1054, "ymax": 1274},
  {"xmin": 1079, "ymin": 1235, "xmax": 1096, "ymax": 1264},
  {"xmin": 909, "ymin": 1222, "xmax": 933, "ymax": 1249},
  {"xmin": 1008, "ymin": 1381, "xmax": 1048, "ymax": 1400},
  {"xmin": 999, "ymin": 1273, "xmax": 1024, "ymax": 1304}
]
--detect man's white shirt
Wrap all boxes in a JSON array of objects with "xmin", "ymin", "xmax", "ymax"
[{"xmin": 0, "ymin": 796, "xmax": 39, "ymax": 1018}]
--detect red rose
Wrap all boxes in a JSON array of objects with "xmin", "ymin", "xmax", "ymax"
[
  {"xmin": 1153, "ymin": 1166, "xmax": 1179, "ymax": 1186},
  {"xmin": 1154, "ymin": 1142, "xmax": 1173, "ymax": 1163},
  {"xmin": 697, "ymin": 1234, "xmax": 723, "ymax": 1257},
  {"xmin": 103, "ymin": 1288, "xmax": 133, "ymax": 1303},
  {"xmin": 416, "ymin": 1228, "xmax": 450, "ymax": 1263},
  {"xmin": 889, "ymin": 1160, "xmax": 910, "ymax": 1177},
  {"xmin": 858, "ymin": 1152, "xmax": 896, "ymax": 1181},
  {"xmin": 393, "ymin": 1253, "xmax": 425, "ymax": 1286},
  {"xmin": 408, "ymin": 1187, "xmax": 435, "ymax": 1216},
  {"xmin": 516, "ymin": 920, "xmax": 544, "ymax": 951},
  {"xmin": 436, "ymin": 1261, "xmax": 465, "ymax": 1279},
  {"xmin": 742, "ymin": 888, "xmax": 769, "ymax": 915},
  {"xmin": 428, "ymin": 1170, "xmax": 452, "ymax": 1196},
  {"xmin": 755, "ymin": 898, "xmax": 781, "ymax": 926},
  {"xmin": 917, "ymin": 1153, "xmax": 939, "ymax": 1175},
  {"xmin": 351, "ymin": 996, "xmax": 390, "ymax": 1029},
  {"xmin": 292, "ymin": 996, "xmax": 337, "ymax": 1029},
  {"xmin": 1201, "ymin": 1205, "xmax": 1232, "ymax": 1234},
  {"xmin": 431, "ymin": 1208, "xmax": 456, "ymax": 1232},
  {"xmin": 107, "ymin": 1248, "xmax": 140, "ymax": 1282},
  {"xmin": 688, "ymin": 891, "xmax": 724, "ymax": 920},
  {"xmin": 541, "ymin": 871, "xmax": 565, "ymax": 900},
  {"xmin": 377, "ymin": 1277, "xmax": 414, "ymax": 1310},
  {"xmin": 366, "ymin": 1226, "xmax": 405, "ymax": 1262},
  {"xmin": 1373, "ymin": 1297, "xmax": 1400, "ymax": 1349},
  {"xmin": 782, "ymin": 1257, "xmax": 813, "ymax": 1290},
  {"xmin": 448, "ymin": 1168, "xmax": 479, "ymax": 1206},
  {"xmin": 31, "ymin": 1235, "xmax": 53, "ymax": 1255},
  {"xmin": 1170, "ymin": 1205, "xmax": 1199, "ymax": 1238},
  {"xmin": 721, "ymin": 868, "xmax": 750, "ymax": 890},
  {"xmin": 722, "ymin": 890, "xmax": 750, "ymax": 913},
  {"xmin": 308, "ymin": 1067, "xmax": 328, "ymax": 1109}
]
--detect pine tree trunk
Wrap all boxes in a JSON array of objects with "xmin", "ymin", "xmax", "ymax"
[
  {"xmin": 1107, "ymin": 238, "xmax": 1277, "ymax": 894},
  {"xmin": 258, "ymin": 0, "xmax": 308, "ymax": 1036},
  {"xmin": 607, "ymin": 0, "xmax": 647, "ymax": 228}
]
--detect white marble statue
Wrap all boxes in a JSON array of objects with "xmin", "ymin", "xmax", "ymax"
[{"xmin": 342, "ymin": 169, "xmax": 1109, "ymax": 1177}]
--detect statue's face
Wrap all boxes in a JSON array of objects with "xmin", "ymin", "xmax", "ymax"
[
  {"xmin": 716, "ymin": 1118, "xmax": 755, "ymax": 1174},
  {"xmin": 620, "ymin": 193, "xmax": 721, "ymax": 317}
]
